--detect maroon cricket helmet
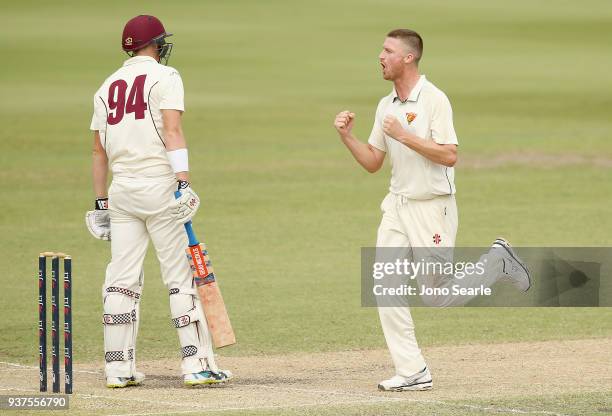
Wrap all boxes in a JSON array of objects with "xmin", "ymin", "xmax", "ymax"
[{"xmin": 122, "ymin": 15, "xmax": 172, "ymax": 52}]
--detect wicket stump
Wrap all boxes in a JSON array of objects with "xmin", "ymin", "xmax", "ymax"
[{"xmin": 38, "ymin": 252, "xmax": 73, "ymax": 394}]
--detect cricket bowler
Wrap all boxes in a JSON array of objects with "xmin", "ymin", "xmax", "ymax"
[
  {"xmin": 334, "ymin": 29, "xmax": 531, "ymax": 391},
  {"xmin": 86, "ymin": 15, "xmax": 232, "ymax": 388}
]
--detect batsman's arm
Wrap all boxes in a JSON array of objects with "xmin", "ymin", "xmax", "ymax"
[
  {"xmin": 92, "ymin": 131, "xmax": 108, "ymax": 198},
  {"xmin": 164, "ymin": 109, "xmax": 201, "ymax": 224},
  {"xmin": 162, "ymin": 109, "xmax": 190, "ymax": 182}
]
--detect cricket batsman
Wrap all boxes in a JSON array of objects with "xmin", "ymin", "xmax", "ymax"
[
  {"xmin": 86, "ymin": 15, "xmax": 232, "ymax": 388},
  {"xmin": 334, "ymin": 29, "xmax": 531, "ymax": 391}
]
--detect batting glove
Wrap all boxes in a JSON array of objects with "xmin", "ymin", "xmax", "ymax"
[
  {"xmin": 85, "ymin": 198, "xmax": 111, "ymax": 241},
  {"xmin": 170, "ymin": 181, "xmax": 200, "ymax": 224}
]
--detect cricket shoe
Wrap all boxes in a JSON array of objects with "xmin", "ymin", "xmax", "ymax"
[
  {"xmin": 184, "ymin": 369, "xmax": 232, "ymax": 386},
  {"xmin": 378, "ymin": 367, "xmax": 432, "ymax": 391},
  {"xmin": 106, "ymin": 371, "xmax": 145, "ymax": 388},
  {"xmin": 491, "ymin": 238, "xmax": 531, "ymax": 292}
]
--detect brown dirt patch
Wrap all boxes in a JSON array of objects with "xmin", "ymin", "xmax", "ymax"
[{"xmin": 1, "ymin": 338, "xmax": 610, "ymax": 415}]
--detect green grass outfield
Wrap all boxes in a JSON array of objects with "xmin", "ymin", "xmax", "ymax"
[{"xmin": 1, "ymin": 1, "xmax": 611, "ymax": 415}]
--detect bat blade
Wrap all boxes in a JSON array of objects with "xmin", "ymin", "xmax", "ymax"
[{"xmin": 187, "ymin": 243, "xmax": 236, "ymax": 348}]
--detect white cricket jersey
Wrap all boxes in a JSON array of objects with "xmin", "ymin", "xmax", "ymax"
[
  {"xmin": 90, "ymin": 56, "xmax": 185, "ymax": 177},
  {"xmin": 368, "ymin": 75, "xmax": 458, "ymax": 200}
]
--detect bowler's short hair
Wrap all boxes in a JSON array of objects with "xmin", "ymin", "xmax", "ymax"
[{"xmin": 387, "ymin": 29, "xmax": 423, "ymax": 62}]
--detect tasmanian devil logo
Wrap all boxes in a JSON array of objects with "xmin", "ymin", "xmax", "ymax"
[
  {"xmin": 124, "ymin": 37, "xmax": 133, "ymax": 46},
  {"xmin": 406, "ymin": 112, "xmax": 417, "ymax": 124}
]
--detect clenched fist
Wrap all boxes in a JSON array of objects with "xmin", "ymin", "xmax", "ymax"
[
  {"xmin": 334, "ymin": 110, "xmax": 355, "ymax": 137},
  {"xmin": 383, "ymin": 116, "xmax": 406, "ymax": 141},
  {"xmin": 382, "ymin": 115, "xmax": 406, "ymax": 140}
]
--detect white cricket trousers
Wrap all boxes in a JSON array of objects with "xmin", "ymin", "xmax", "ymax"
[
  {"xmin": 375, "ymin": 193, "xmax": 503, "ymax": 377},
  {"xmin": 103, "ymin": 174, "xmax": 209, "ymax": 377}
]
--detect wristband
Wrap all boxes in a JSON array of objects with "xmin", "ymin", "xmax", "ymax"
[
  {"xmin": 166, "ymin": 148, "xmax": 189, "ymax": 173},
  {"xmin": 95, "ymin": 198, "xmax": 109, "ymax": 210},
  {"xmin": 177, "ymin": 180, "xmax": 190, "ymax": 191}
]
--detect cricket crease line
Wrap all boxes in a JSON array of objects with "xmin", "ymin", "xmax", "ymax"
[
  {"xmin": 107, "ymin": 397, "xmax": 399, "ymax": 416},
  {"xmin": 75, "ymin": 386, "xmax": 395, "ymax": 412},
  {"xmin": 244, "ymin": 383, "xmax": 401, "ymax": 402},
  {"xmin": 0, "ymin": 387, "xmax": 39, "ymax": 393},
  {"xmin": 79, "ymin": 392, "xmax": 203, "ymax": 408},
  {"xmin": 0, "ymin": 361, "xmax": 100, "ymax": 375},
  {"xmin": 107, "ymin": 395, "xmax": 571, "ymax": 416}
]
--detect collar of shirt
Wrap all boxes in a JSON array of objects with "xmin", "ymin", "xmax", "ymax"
[
  {"xmin": 122, "ymin": 55, "xmax": 158, "ymax": 66},
  {"xmin": 392, "ymin": 75, "xmax": 426, "ymax": 103}
]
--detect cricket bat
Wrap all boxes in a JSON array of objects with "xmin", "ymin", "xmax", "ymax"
[{"xmin": 175, "ymin": 191, "xmax": 236, "ymax": 348}]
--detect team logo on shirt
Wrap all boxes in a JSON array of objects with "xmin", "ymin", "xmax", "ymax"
[
  {"xmin": 125, "ymin": 37, "xmax": 133, "ymax": 46},
  {"xmin": 433, "ymin": 233, "xmax": 441, "ymax": 245},
  {"xmin": 406, "ymin": 112, "xmax": 417, "ymax": 125}
]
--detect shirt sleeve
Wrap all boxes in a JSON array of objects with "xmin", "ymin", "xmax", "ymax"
[
  {"xmin": 89, "ymin": 92, "xmax": 105, "ymax": 132},
  {"xmin": 367, "ymin": 99, "xmax": 387, "ymax": 152},
  {"xmin": 430, "ymin": 93, "xmax": 458, "ymax": 145},
  {"xmin": 159, "ymin": 68, "xmax": 185, "ymax": 112}
]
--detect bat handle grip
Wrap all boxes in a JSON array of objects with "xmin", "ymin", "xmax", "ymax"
[{"xmin": 174, "ymin": 190, "xmax": 200, "ymax": 246}]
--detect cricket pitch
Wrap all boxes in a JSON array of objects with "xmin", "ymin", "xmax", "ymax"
[{"xmin": 1, "ymin": 338, "xmax": 610, "ymax": 416}]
